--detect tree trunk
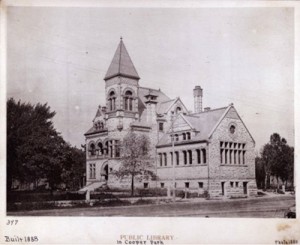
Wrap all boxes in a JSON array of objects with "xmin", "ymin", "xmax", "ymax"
[
  {"xmin": 131, "ymin": 174, "xmax": 134, "ymax": 197},
  {"xmin": 7, "ymin": 174, "xmax": 12, "ymax": 192},
  {"xmin": 264, "ymin": 173, "xmax": 268, "ymax": 190}
]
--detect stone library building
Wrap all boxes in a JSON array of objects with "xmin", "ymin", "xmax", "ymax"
[{"xmin": 81, "ymin": 39, "xmax": 257, "ymax": 198}]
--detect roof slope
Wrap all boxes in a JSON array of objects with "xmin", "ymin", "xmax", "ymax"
[
  {"xmin": 157, "ymin": 107, "xmax": 227, "ymax": 146},
  {"xmin": 137, "ymin": 87, "xmax": 171, "ymax": 122},
  {"xmin": 104, "ymin": 39, "xmax": 140, "ymax": 80},
  {"xmin": 186, "ymin": 107, "xmax": 227, "ymax": 140}
]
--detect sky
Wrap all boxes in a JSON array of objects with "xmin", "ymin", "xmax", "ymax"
[{"xmin": 7, "ymin": 6, "xmax": 294, "ymax": 152}]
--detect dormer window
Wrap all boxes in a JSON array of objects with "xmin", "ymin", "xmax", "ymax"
[
  {"xmin": 124, "ymin": 90, "xmax": 134, "ymax": 111},
  {"xmin": 175, "ymin": 134, "xmax": 179, "ymax": 141},
  {"xmin": 94, "ymin": 120, "xmax": 104, "ymax": 130},
  {"xmin": 108, "ymin": 91, "xmax": 116, "ymax": 111},
  {"xmin": 187, "ymin": 132, "xmax": 191, "ymax": 140}
]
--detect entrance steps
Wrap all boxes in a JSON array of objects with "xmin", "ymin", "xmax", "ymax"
[{"xmin": 78, "ymin": 182, "xmax": 106, "ymax": 193}]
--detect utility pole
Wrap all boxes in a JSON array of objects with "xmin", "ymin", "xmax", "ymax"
[{"xmin": 171, "ymin": 111, "xmax": 176, "ymax": 201}]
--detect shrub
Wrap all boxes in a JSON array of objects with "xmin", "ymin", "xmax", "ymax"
[
  {"xmin": 257, "ymin": 191, "xmax": 266, "ymax": 196},
  {"xmin": 134, "ymin": 199, "xmax": 154, "ymax": 205},
  {"xmin": 7, "ymin": 190, "xmax": 86, "ymax": 203},
  {"xmin": 7, "ymin": 201, "xmax": 56, "ymax": 211},
  {"xmin": 277, "ymin": 189, "xmax": 285, "ymax": 194},
  {"xmin": 136, "ymin": 188, "xmax": 168, "ymax": 197}
]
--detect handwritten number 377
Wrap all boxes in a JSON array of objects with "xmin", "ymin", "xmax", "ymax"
[{"xmin": 6, "ymin": 220, "xmax": 18, "ymax": 225}]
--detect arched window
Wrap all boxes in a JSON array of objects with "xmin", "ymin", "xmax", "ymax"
[
  {"xmin": 97, "ymin": 142, "xmax": 104, "ymax": 155},
  {"xmin": 183, "ymin": 133, "xmax": 186, "ymax": 140},
  {"xmin": 115, "ymin": 140, "xmax": 120, "ymax": 158},
  {"xmin": 124, "ymin": 90, "xmax": 134, "ymax": 111},
  {"xmin": 108, "ymin": 91, "xmax": 116, "ymax": 111},
  {"xmin": 176, "ymin": 107, "xmax": 182, "ymax": 114},
  {"xmin": 104, "ymin": 141, "xmax": 109, "ymax": 155},
  {"xmin": 89, "ymin": 143, "xmax": 96, "ymax": 156}
]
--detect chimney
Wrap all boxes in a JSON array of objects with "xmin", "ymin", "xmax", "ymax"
[
  {"xmin": 193, "ymin": 85, "xmax": 203, "ymax": 113},
  {"xmin": 204, "ymin": 107, "xmax": 211, "ymax": 112},
  {"xmin": 145, "ymin": 92, "xmax": 158, "ymax": 125}
]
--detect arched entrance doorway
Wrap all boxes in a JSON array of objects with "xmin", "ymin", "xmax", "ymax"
[
  {"xmin": 100, "ymin": 161, "xmax": 109, "ymax": 182},
  {"xmin": 104, "ymin": 164, "xmax": 108, "ymax": 181}
]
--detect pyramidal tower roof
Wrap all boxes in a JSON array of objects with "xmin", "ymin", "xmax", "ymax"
[{"xmin": 104, "ymin": 38, "xmax": 140, "ymax": 80}]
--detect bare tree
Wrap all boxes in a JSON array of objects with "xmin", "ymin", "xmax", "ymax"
[{"xmin": 114, "ymin": 132, "xmax": 156, "ymax": 196}]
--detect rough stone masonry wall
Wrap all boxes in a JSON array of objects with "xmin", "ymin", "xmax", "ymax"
[
  {"xmin": 156, "ymin": 142, "xmax": 208, "ymax": 193},
  {"xmin": 208, "ymin": 109, "xmax": 257, "ymax": 198}
]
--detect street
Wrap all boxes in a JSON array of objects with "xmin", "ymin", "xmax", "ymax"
[{"xmin": 7, "ymin": 195, "xmax": 295, "ymax": 218}]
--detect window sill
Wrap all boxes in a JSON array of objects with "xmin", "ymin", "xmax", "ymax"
[
  {"xmin": 220, "ymin": 164, "xmax": 248, "ymax": 167},
  {"xmin": 158, "ymin": 164, "xmax": 207, "ymax": 168}
]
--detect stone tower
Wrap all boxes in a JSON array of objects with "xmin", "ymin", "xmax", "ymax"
[
  {"xmin": 193, "ymin": 85, "xmax": 203, "ymax": 113},
  {"xmin": 104, "ymin": 38, "xmax": 140, "ymax": 131}
]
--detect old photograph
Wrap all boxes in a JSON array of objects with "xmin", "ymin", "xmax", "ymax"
[{"xmin": 1, "ymin": 1, "xmax": 299, "ymax": 244}]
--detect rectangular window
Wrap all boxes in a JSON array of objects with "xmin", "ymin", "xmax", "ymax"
[
  {"xmin": 183, "ymin": 151, "xmax": 187, "ymax": 165},
  {"xmin": 225, "ymin": 149, "xmax": 228, "ymax": 164},
  {"xmin": 144, "ymin": 183, "xmax": 149, "ymax": 189},
  {"xmin": 235, "ymin": 182, "xmax": 239, "ymax": 187},
  {"xmin": 230, "ymin": 182, "xmax": 234, "ymax": 188},
  {"xmin": 115, "ymin": 140, "xmax": 120, "ymax": 158},
  {"xmin": 234, "ymin": 150, "xmax": 237, "ymax": 164},
  {"xmin": 202, "ymin": 149, "xmax": 206, "ymax": 164},
  {"xmin": 188, "ymin": 150, "xmax": 192, "ymax": 164},
  {"xmin": 238, "ymin": 151, "xmax": 241, "ymax": 164},
  {"xmin": 185, "ymin": 182, "xmax": 189, "ymax": 188},
  {"xmin": 229, "ymin": 150, "xmax": 232, "ymax": 164},
  {"xmin": 175, "ymin": 151, "xmax": 179, "ymax": 165},
  {"xmin": 198, "ymin": 182, "xmax": 203, "ymax": 188},
  {"xmin": 159, "ymin": 153, "xmax": 162, "ymax": 167},
  {"xmin": 164, "ymin": 153, "xmax": 167, "ymax": 166},
  {"xmin": 89, "ymin": 163, "xmax": 96, "ymax": 179},
  {"xmin": 197, "ymin": 149, "xmax": 201, "ymax": 164},
  {"xmin": 160, "ymin": 183, "xmax": 165, "ymax": 188},
  {"xmin": 220, "ymin": 149, "xmax": 224, "ymax": 164},
  {"xmin": 159, "ymin": 123, "xmax": 164, "ymax": 132}
]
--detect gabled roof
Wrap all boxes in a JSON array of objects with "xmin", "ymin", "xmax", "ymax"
[
  {"xmin": 138, "ymin": 87, "xmax": 170, "ymax": 104},
  {"xmin": 84, "ymin": 126, "xmax": 108, "ymax": 136},
  {"xmin": 157, "ymin": 107, "xmax": 227, "ymax": 146},
  {"xmin": 157, "ymin": 97, "xmax": 189, "ymax": 115},
  {"xmin": 104, "ymin": 39, "xmax": 140, "ymax": 80},
  {"xmin": 93, "ymin": 106, "xmax": 104, "ymax": 121},
  {"xmin": 156, "ymin": 99, "xmax": 176, "ymax": 115}
]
